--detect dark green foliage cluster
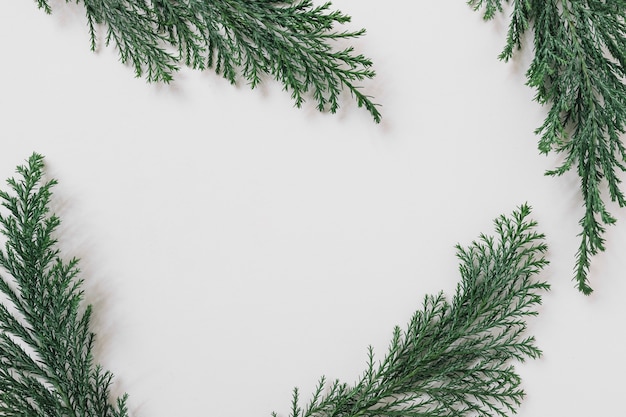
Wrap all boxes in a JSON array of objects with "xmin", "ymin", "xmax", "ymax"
[
  {"xmin": 0, "ymin": 154, "xmax": 128, "ymax": 416},
  {"xmin": 468, "ymin": 0, "xmax": 626, "ymax": 294},
  {"xmin": 34, "ymin": 0, "xmax": 380, "ymax": 122},
  {"xmin": 277, "ymin": 205, "xmax": 549, "ymax": 417}
]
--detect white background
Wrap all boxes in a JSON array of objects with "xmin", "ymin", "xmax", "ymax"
[{"xmin": 1, "ymin": 0, "xmax": 625, "ymax": 415}]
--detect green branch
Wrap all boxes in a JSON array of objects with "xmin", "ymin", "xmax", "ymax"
[
  {"xmin": 275, "ymin": 204, "xmax": 549, "ymax": 417},
  {"xmin": 33, "ymin": 0, "xmax": 381, "ymax": 122},
  {"xmin": 469, "ymin": 0, "xmax": 626, "ymax": 294},
  {"xmin": 0, "ymin": 153, "xmax": 128, "ymax": 417}
]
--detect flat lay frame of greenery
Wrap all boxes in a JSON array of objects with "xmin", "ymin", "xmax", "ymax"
[{"xmin": 4, "ymin": 3, "xmax": 620, "ymax": 416}]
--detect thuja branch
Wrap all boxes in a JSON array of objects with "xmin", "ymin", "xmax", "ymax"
[
  {"xmin": 276, "ymin": 204, "xmax": 549, "ymax": 417},
  {"xmin": 33, "ymin": 0, "xmax": 381, "ymax": 122},
  {"xmin": 0, "ymin": 154, "xmax": 128, "ymax": 416},
  {"xmin": 468, "ymin": 0, "xmax": 626, "ymax": 294}
]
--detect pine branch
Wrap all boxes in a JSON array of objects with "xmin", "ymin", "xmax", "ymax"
[
  {"xmin": 468, "ymin": 0, "xmax": 626, "ymax": 294},
  {"xmin": 33, "ymin": 0, "xmax": 381, "ymax": 122},
  {"xmin": 275, "ymin": 204, "xmax": 549, "ymax": 417},
  {"xmin": 0, "ymin": 153, "xmax": 128, "ymax": 417}
]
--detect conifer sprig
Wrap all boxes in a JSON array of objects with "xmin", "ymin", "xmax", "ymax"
[
  {"xmin": 0, "ymin": 153, "xmax": 128, "ymax": 417},
  {"xmin": 33, "ymin": 0, "xmax": 380, "ymax": 122},
  {"xmin": 468, "ymin": 0, "xmax": 626, "ymax": 294},
  {"xmin": 276, "ymin": 204, "xmax": 549, "ymax": 417}
]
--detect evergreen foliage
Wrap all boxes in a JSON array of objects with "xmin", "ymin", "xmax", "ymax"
[
  {"xmin": 468, "ymin": 0, "xmax": 626, "ymax": 294},
  {"xmin": 33, "ymin": 0, "xmax": 380, "ymax": 122},
  {"xmin": 0, "ymin": 154, "xmax": 128, "ymax": 416},
  {"xmin": 277, "ymin": 204, "xmax": 549, "ymax": 417}
]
